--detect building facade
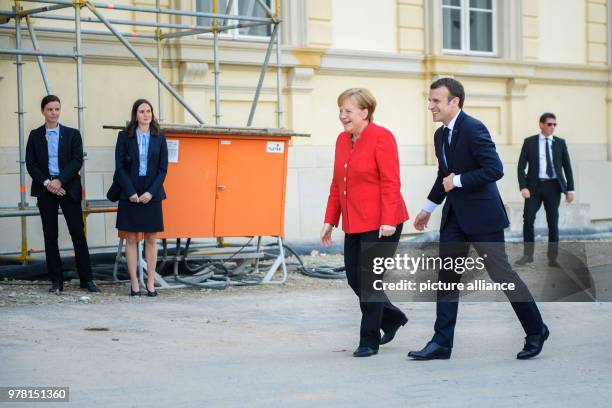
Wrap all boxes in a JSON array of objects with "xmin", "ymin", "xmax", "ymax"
[{"xmin": 1, "ymin": 0, "xmax": 611, "ymax": 252}]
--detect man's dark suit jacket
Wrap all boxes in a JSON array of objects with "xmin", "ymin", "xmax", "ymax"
[
  {"xmin": 25, "ymin": 124, "xmax": 84, "ymax": 201},
  {"xmin": 427, "ymin": 110, "xmax": 509, "ymax": 235},
  {"xmin": 517, "ymin": 135, "xmax": 574, "ymax": 195},
  {"xmin": 114, "ymin": 130, "xmax": 168, "ymax": 201}
]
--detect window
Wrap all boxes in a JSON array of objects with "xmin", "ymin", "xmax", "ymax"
[
  {"xmin": 442, "ymin": 0, "xmax": 496, "ymax": 55},
  {"xmin": 196, "ymin": 0, "xmax": 274, "ymax": 38}
]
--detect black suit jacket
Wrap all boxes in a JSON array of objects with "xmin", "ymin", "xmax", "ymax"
[
  {"xmin": 25, "ymin": 124, "xmax": 84, "ymax": 201},
  {"xmin": 517, "ymin": 135, "xmax": 574, "ymax": 194},
  {"xmin": 114, "ymin": 130, "xmax": 168, "ymax": 201},
  {"xmin": 427, "ymin": 111, "xmax": 510, "ymax": 235}
]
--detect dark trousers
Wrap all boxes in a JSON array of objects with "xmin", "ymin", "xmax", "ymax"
[
  {"xmin": 37, "ymin": 192, "xmax": 92, "ymax": 285},
  {"xmin": 522, "ymin": 180, "xmax": 562, "ymax": 260},
  {"xmin": 344, "ymin": 223, "xmax": 407, "ymax": 349},
  {"xmin": 432, "ymin": 209, "xmax": 545, "ymax": 348}
]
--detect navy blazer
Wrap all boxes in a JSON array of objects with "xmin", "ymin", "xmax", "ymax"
[
  {"xmin": 427, "ymin": 111, "xmax": 509, "ymax": 235},
  {"xmin": 517, "ymin": 134, "xmax": 574, "ymax": 195},
  {"xmin": 25, "ymin": 124, "xmax": 84, "ymax": 201},
  {"xmin": 114, "ymin": 130, "xmax": 168, "ymax": 201}
]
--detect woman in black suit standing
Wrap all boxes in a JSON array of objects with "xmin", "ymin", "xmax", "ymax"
[{"xmin": 115, "ymin": 99, "xmax": 168, "ymax": 297}]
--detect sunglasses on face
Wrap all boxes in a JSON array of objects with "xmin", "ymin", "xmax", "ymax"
[{"xmin": 545, "ymin": 123, "xmax": 557, "ymax": 127}]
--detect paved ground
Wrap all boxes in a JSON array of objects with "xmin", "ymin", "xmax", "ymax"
[{"xmin": 1, "ymin": 283, "xmax": 611, "ymax": 408}]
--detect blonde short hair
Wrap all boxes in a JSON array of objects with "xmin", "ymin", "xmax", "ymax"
[{"xmin": 337, "ymin": 88, "xmax": 376, "ymax": 122}]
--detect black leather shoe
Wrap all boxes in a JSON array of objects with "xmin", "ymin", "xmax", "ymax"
[
  {"xmin": 49, "ymin": 282, "xmax": 63, "ymax": 295},
  {"xmin": 80, "ymin": 281, "xmax": 100, "ymax": 293},
  {"xmin": 147, "ymin": 290, "xmax": 158, "ymax": 297},
  {"xmin": 380, "ymin": 317, "xmax": 408, "ymax": 345},
  {"xmin": 515, "ymin": 255, "xmax": 534, "ymax": 266},
  {"xmin": 407, "ymin": 341, "xmax": 452, "ymax": 360},
  {"xmin": 548, "ymin": 260, "xmax": 561, "ymax": 268},
  {"xmin": 130, "ymin": 288, "xmax": 141, "ymax": 297},
  {"xmin": 353, "ymin": 346, "xmax": 378, "ymax": 357},
  {"xmin": 517, "ymin": 325, "xmax": 549, "ymax": 360}
]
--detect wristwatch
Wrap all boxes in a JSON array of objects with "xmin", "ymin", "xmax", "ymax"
[{"xmin": 43, "ymin": 179, "xmax": 50, "ymax": 187}]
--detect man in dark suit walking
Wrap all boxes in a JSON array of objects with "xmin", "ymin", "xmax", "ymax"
[
  {"xmin": 25, "ymin": 95, "xmax": 99, "ymax": 294},
  {"xmin": 408, "ymin": 78, "xmax": 548, "ymax": 360},
  {"xmin": 515, "ymin": 113, "xmax": 575, "ymax": 267}
]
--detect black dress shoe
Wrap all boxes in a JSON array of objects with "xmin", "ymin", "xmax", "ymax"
[
  {"xmin": 48, "ymin": 282, "xmax": 63, "ymax": 295},
  {"xmin": 380, "ymin": 317, "xmax": 408, "ymax": 345},
  {"xmin": 353, "ymin": 346, "xmax": 378, "ymax": 357},
  {"xmin": 548, "ymin": 259, "xmax": 561, "ymax": 268},
  {"xmin": 130, "ymin": 288, "xmax": 141, "ymax": 297},
  {"xmin": 515, "ymin": 255, "xmax": 534, "ymax": 266},
  {"xmin": 147, "ymin": 290, "xmax": 158, "ymax": 297},
  {"xmin": 517, "ymin": 325, "xmax": 550, "ymax": 360},
  {"xmin": 80, "ymin": 281, "xmax": 100, "ymax": 293},
  {"xmin": 407, "ymin": 341, "xmax": 452, "ymax": 360}
]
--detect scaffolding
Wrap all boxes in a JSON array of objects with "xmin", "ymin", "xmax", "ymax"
[{"xmin": 0, "ymin": 0, "xmax": 285, "ymax": 269}]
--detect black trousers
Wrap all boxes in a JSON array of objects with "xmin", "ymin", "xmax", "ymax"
[
  {"xmin": 344, "ymin": 223, "xmax": 407, "ymax": 349},
  {"xmin": 432, "ymin": 209, "xmax": 545, "ymax": 348},
  {"xmin": 37, "ymin": 192, "xmax": 92, "ymax": 285},
  {"xmin": 522, "ymin": 180, "xmax": 562, "ymax": 260}
]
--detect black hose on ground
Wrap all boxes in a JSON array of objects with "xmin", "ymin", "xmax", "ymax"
[{"xmin": 263, "ymin": 242, "xmax": 346, "ymax": 280}]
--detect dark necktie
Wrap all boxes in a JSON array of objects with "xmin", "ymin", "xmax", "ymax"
[
  {"xmin": 443, "ymin": 127, "xmax": 451, "ymax": 168},
  {"xmin": 545, "ymin": 138, "xmax": 553, "ymax": 178}
]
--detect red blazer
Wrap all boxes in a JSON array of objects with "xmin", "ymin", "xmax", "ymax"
[{"xmin": 324, "ymin": 122, "xmax": 409, "ymax": 234}]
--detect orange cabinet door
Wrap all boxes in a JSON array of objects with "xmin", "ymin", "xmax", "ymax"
[
  {"xmin": 159, "ymin": 137, "xmax": 218, "ymax": 239},
  {"xmin": 214, "ymin": 138, "xmax": 288, "ymax": 237}
]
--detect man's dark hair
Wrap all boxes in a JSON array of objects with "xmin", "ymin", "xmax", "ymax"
[
  {"xmin": 41, "ymin": 95, "xmax": 61, "ymax": 111},
  {"xmin": 539, "ymin": 112, "xmax": 556, "ymax": 123},
  {"xmin": 430, "ymin": 77, "xmax": 465, "ymax": 108}
]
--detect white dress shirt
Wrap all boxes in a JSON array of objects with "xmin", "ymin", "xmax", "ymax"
[
  {"xmin": 538, "ymin": 133, "xmax": 557, "ymax": 179},
  {"xmin": 423, "ymin": 110, "xmax": 462, "ymax": 214}
]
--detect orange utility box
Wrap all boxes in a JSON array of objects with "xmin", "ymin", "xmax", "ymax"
[{"xmin": 156, "ymin": 125, "xmax": 300, "ymax": 239}]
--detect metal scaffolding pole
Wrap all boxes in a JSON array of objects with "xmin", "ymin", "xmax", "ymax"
[
  {"xmin": 159, "ymin": 21, "xmax": 268, "ymax": 40},
  {"xmin": 20, "ymin": 0, "xmax": 273, "ymax": 23},
  {"xmin": 19, "ymin": 3, "xmax": 70, "ymax": 16},
  {"xmin": 275, "ymin": 0, "xmax": 283, "ymax": 128},
  {"xmin": 84, "ymin": 0, "xmax": 204, "ymax": 124},
  {"xmin": 74, "ymin": 0, "xmax": 87, "ymax": 214},
  {"xmin": 0, "ymin": 23, "xmax": 157, "ymax": 39},
  {"xmin": 13, "ymin": 1, "xmax": 29, "ymax": 263},
  {"xmin": 213, "ymin": 0, "xmax": 221, "ymax": 125},
  {"xmin": 255, "ymin": 0, "xmax": 275, "ymax": 20},
  {"xmin": 25, "ymin": 16, "xmax": 52, "ymax": 95},
  {"xmin": 31, "ymin": 12, "xmax": 221, "ymax": 31},
  {"xmin": 155, "ymin": 0, "xmax": 163, "ymax": 122},
  {"xmin": 0, "ymin": 47, "xmax": 76, "ymax": 57},
  {"xmin": 247, "ymin": 22, "xmax": 278, "ymax": 126}
]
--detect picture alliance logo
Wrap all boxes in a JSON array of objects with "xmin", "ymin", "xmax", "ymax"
[{"xmin": 372, "ymin": 254, "xmax": 487, "ymax": 275}]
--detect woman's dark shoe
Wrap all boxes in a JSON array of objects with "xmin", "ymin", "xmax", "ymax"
[
  {"xmin": 381, "ymin": 317, "xmax": 408, "ymax": 345},
  {"xmin": 147, "ymin": 290, "xmax": 158, "ymax": 297},
  {"xmin": 353, "ymin": 346, "xmax": 378, "ymax": 357},
  {"xmin": 130, "ymin": 288, "xmax": 141, "ymax": 297},
  {"xmin": 80, "ymin": 281, "xmax": 101, "ymax": 293},
  {"xmin": 49, "ymin": 282, "xmax": 63, "ymax": 295}
]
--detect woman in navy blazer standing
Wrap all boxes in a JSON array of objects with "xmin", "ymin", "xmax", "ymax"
[{"xmin": 115, "ymin": 99, "xmax": 168, "ymax": 297}]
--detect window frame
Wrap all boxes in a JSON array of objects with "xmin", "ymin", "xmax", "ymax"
[
  {"xmin": 441, "ymin": 0, "xmax": 498, "ymax": 57},
  {"xmin": 195, "ymin": 0, "xmax": 275, "ymax": 41}
]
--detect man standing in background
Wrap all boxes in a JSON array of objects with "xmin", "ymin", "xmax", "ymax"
[{"xmin": 516, "ymin": 113, "xmax": 575, "ymax": 268}]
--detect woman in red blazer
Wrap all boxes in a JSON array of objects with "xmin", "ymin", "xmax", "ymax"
[{"xmin": 321, "ymin": 88, "xmax": 409, "ymax": 357}]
